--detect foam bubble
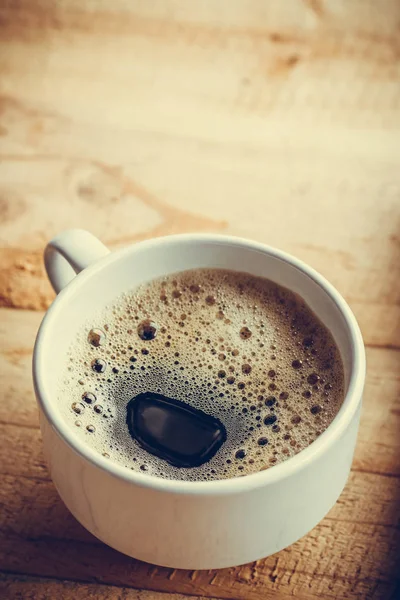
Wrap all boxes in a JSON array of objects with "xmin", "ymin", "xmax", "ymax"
[{"xmin": 88, "ymin": 328, "xmax": 106, "ymax": 347}]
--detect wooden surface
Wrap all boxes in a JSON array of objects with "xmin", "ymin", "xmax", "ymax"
[{"xmin": 0, "ymin": 1, "xmax": 399, "ymax": 599}]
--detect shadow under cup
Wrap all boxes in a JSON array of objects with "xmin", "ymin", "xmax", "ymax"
[{"xmin": 33, "ymin": 234, "xmax": 365, "ymax": 569}]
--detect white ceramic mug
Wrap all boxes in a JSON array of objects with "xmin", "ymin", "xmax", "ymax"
[{"xmin": 33, "ymin": 229, "xmax": 365, "ymax": 569}]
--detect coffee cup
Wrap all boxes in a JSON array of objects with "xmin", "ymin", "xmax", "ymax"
[{"xmin": 33, "ymin": 229, "xmax": 365, "ymax": 569}]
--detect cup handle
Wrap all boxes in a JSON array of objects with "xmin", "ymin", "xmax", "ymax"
[{"xmin": 44, "ymin": 229, "xmax": 110, "ymax": 294}]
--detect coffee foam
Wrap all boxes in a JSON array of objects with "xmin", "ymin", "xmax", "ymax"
[{"xmin": 58, "ymin": 269, "xmax": 345, "ymax": 481}]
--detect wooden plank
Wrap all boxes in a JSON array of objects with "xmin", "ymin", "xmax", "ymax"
[
  {"xmin": 0, "ymin": 310, "xmax": 43, "ymax": 428},
  {"xmin": 0, "ymin": 1, "xmax": 399, "ymax": 598},
  {"xmin": 0, "ymin": 574, "xmax": 218, "ymax": 600},
  {"xmin": 0, "ymin": 471, "xmax": 399, "ymax": 600},
  {"xmin": 353, "ymin": 347, "xmax": 400, "ymax": 477},
  {"xmin": 0, "ymin": 425, "xmax": 48, "ymax": 481},
  {"xmin": 0, "ymin": 572, "xmax": 396, "ymax": 600},
  {"xmin": 0, "ymin": 1, "xmax": 399, "ymax": 348},
  {"xmin": 0, "ymin": 521, "xmax": 398, "ymax": 600}
]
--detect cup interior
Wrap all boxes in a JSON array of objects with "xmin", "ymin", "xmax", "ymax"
[{"xmin": 34, "ymin": 235, "xmax": 364, "ymax": 488}]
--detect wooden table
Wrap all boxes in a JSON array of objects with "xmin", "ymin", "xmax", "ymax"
[{"xmin": 1, "ymin": 1, "xmax": 399, "ymax": 598}]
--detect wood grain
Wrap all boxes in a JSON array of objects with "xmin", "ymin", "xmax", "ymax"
[
  {"xmin": 0, "ymin": 574, "xmax": 218, "ymax": 600},
  {"xmin": 0, "ymin": 0, "xmax": 399, "ymax": 599},
  {"xmin": 0, "ymin": 0, "xmax": 399, "ymax": 347},
  {"xmin": 0, "ymin": 522, "xmax": 398, "ymax": 600}
]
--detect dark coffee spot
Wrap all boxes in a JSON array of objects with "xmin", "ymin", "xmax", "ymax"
[
  {"xmin": 91, "ymin": 359, "xmax": 107, "ymax": 373},
  {"xmin": 265, "ymin": 396, "xmax": 276, "ymax": 407},
  {"xmin": 240, "ymin": 326, "xmax": 252, "ymax": 339},
  {"xmin": 257, "ymin": 437, "xmax": 269, "ymax": 446},
  {"xmin": 82, "ymin": 392, "xmax": 96, "ymax": 404},
  {"xmin": 126, "ymin": 392, "xmax": 226, "ymax": 468},
  {"xmin": 264, "ymin": 415, "xmax": 277, "ymax": 426},
  {"xmin": 137, "ymin": 319, "xmax": 158, "ymax": 341},
  {"xmin": 307, "ymin": 373, "xmax": 319, "ymax": 385},
  {"xmin": 235, "ymin": 449, "xmax": 246, "ymax": 460}
]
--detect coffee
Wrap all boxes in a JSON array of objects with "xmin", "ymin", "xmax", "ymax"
[{"xmin": 59, "ymin": 269, "xmax": 344, "ymax": 481}]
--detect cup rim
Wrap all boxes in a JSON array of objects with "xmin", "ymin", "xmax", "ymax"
[{"xmin": 33, "ymin": 233, "xmax": 366, "ymax": 496}]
